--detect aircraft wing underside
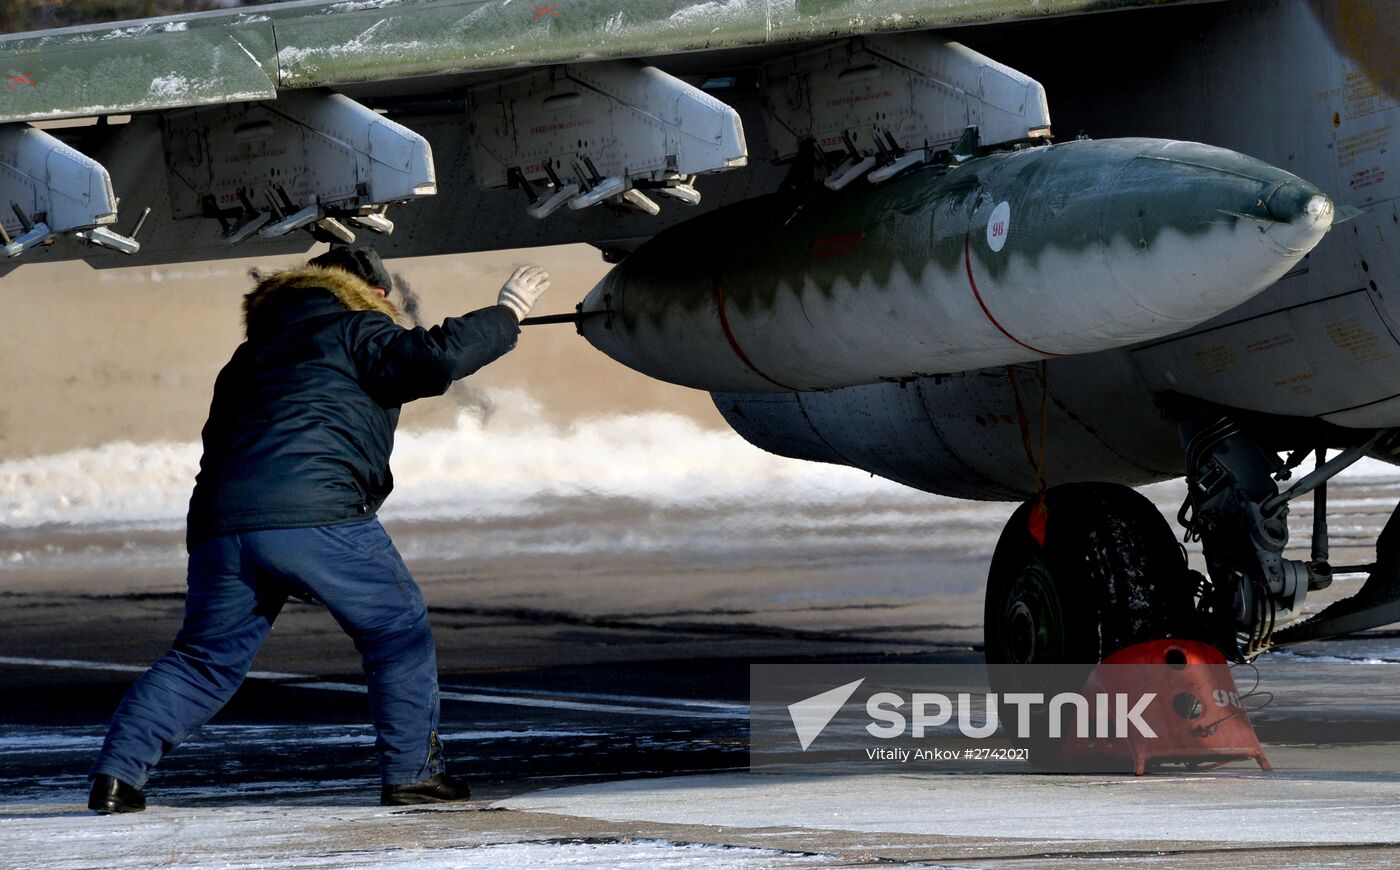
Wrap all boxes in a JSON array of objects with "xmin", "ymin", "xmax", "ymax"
[
  {"xmin": 0, "ymin": 0, "xmax": 1212, "ymax": 123},
  {"xmin": 0, "ymin": 0, "xmax": 1215, "ymax": 272}
]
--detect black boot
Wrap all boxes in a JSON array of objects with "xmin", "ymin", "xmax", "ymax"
[
  {"xmin": 381, "ymin": 731, "xmax": 471, "ymax": 806},
  {"xmin": 88, "ymin": 774, "xmax": 146, "ymax": 814},
  {"xmin": 380, "ymin": 773, "xmax": 471, "ymax": 806}
]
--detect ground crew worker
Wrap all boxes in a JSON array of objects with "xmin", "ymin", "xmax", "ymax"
[{"xmin": 86, "ymin": 246, "xmax": 550, "ymax": 813}]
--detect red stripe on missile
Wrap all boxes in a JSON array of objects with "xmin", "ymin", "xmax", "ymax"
[
  {"xmin": 811, "ymin": 232, "xmax": 863, "ymax": 260},
  {"xmin": 713, "ymin": 276, "xmax": 801, "ymax": 391},
  {"xmin": 963, "ymin": 238, "xmax": 1061, "ymax": 358}
]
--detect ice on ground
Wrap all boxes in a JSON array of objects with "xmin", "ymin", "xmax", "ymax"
[
  {"xmin": 0, "ymin": 804, "xmax": 832, "ymax": 870},
  {"xmin": 1262, "ymin": 649, "xmax": 1396, "ymax": 665},
  {"xmin": 0, "ymin": 723, "xmax": 610, "ymax": 757},
  {"xmin": 501, "ymin": 770, "xmax": 1400, "ymax": 844},
  {"xmin": 0, "ymin": 731, "xmax": 105, "ymax": 753}
]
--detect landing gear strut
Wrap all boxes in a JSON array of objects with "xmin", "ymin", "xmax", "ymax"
[{"xmin": 1177, "ymin": 409, "xmax": 1394, "ymax": 658}]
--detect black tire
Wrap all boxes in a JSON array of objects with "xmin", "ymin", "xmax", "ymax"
[{"xmin": 984, "ymin": 482, "xmax": 1197, "ymax": 666}]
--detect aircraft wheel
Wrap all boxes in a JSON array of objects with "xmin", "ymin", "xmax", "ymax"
[{"xmin": 984, "ymin": 482, "xmax": 1196, "ymax": 665}]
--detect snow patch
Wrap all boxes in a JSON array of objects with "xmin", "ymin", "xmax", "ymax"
[
  {"xmin": 1261, "ymin": 650, "xmax": 1397, "ymax": 665},
  {"xmin": 1, "ymin": 806, "xmax": 831, "ymax": 870},
  {"xmin": 102, "ymin": 24, "xmax": 155, "ymax": 39},
  {"xmin": 0, "ymin": 389, "xmax": 924, "ymax": 534},
  {"xmin": 277, "ymin": 30, "xmax": 430, "ymax": 78},
  {"xmin": 326, "ymin": 0, "xmax": 406, "ymax": 13},
  {"xmin": 667, "ymin": 0, "xmax": 749, "ymax": 28},
  {"xmin": 502, "ymin": 771, "xmax": 1400, "ymax": 844},
  {"xmin": 147, "ymin": 74, "xmax": 193, "ymax": 100}
]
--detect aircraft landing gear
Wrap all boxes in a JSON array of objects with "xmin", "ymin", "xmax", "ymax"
[
  {"xmin": 988, "ymin": 409, "xmax": 1400, "ymax": 666},
  {"xmin": 984, "ymin": 482, "xmax": 1198, "ymax": 665},
  {"xmin": 1177, "ymin": 409, "xmax": 1393, "ymax": 658}
]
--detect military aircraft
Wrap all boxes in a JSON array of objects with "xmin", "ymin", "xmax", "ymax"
[{"xmin": 1, "ymin": 0, "xmax": 1396, "ymax": 665}]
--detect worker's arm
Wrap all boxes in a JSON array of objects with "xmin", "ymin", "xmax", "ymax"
[{"xmin": 346, "ymin": 266, "xmax": 550, "ymax": 406}]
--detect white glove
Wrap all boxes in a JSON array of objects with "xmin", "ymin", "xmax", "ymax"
[{"xmin": 497, "ymin": 265, "xmax": 551, "ymax": 321}]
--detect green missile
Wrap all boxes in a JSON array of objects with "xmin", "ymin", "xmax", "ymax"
[{"xmin": 580, "ymin": 138, "xmax": 1334, "ymax": 393}]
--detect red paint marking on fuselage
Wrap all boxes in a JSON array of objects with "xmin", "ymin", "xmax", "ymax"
[
  {"xmin": 811, "ymin": 231, "xmax": 863, "ymax": 260},
  {"xmin": 713, "ymin": 276, "xmax": 801, "ymax": 391},
  {"xmin": 5, "ymin": 72, "xmax": 36, "ymax": 88},
  {"xmin": 963, "ymin": 237, "xmax": 1060, "ymax": 358},
  {"xmin": 532, "ymin": 3, "xmax": 561, "ymax": 18}
]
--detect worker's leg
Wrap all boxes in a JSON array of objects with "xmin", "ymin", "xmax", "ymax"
[
  {"xmin": 243, "ymin": 519, "xmax": 442, "ymax": 786},
  {"xmin": 90, "ymin": 535, "xmax": 286, "ymax": 788}
]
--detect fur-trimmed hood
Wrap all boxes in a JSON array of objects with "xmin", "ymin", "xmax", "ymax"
[{"xmin": 243, "ymin": 265, "xmax": 401, "ymax": 336}]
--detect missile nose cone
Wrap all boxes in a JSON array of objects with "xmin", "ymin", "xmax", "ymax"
[
  {"xmin": 1106, "ymin": 142, "xmax": 1337, "ymax": 324},
  {"xmin": 1304, "ymin": 193, "xmax": 1334, "ymax": 223},
  {"xmin": 1261, "ymin": 184, "xmax": 1334, "ymax": 255},
  {"xmin": 1145, "ymin": 142, "xmax": 1335, "ymax": 248},
  {"xmin": 1263, "ymin": 179, "xmax": 1330, "ymax": 223}
]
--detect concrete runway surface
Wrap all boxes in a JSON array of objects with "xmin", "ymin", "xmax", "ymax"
[{"xmin": 6, "ymin": 472, "xmax": 1400, "ymax": 868}]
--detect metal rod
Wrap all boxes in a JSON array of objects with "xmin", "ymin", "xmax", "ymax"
[
  {"xmin": 10, "ymin": 201, "xmax": 31, "ymax": 233},
  {"xmin": 1329, "ymin": 564, "xmax": 1376, "ymax": 575},
  {"xmin": 1311, "ymin": 448, "xmax": 1329, "ymax": 565},
  {"xmin": 127, "ymin": 206, "xmax": 152, "ymax": 240},
  {"xmin": 519, "ymin": 310, "xmax": 607, "ymax": 327},
  {"xmin": 1261, "ymin": 434, "xmax": 1383, "ymax": 516}
]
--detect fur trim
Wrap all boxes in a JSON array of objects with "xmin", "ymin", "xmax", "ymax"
[{"xmin": 243, "ymin": 265, "xmax": 401, "ymax": 334}]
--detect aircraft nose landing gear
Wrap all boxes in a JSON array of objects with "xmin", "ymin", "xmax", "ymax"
[
  {"xmin": 985, "ymin": 410, "xmax": 1400, "ymax": 668},
  {"xmin": 1179, "ymin": 411, "xmax": 1394, "ymax": 658}
]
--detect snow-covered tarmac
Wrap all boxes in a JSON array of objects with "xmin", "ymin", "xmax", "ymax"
[
  {"xmin": 9, "ymin": 760, "xmax": 1400, "ymax": 868},
  {"xmin": 7, "ymin": 467, "xmax": 1400, "ymax": 867},
  {"xmin": 8, "ymin": 654, "xmax": 1400, "ymax": 870},
  {"xmin": 506, "ymin": 765, "xmax": 1400, "ymax": 845},
  {"xmin": 1, "ymin": 802, "xmax": 834, "ymax": 869}
]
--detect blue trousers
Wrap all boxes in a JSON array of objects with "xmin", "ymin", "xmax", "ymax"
[{"xmin": 91, "ymin": 518, "xmax": 443, "ymax": 788}]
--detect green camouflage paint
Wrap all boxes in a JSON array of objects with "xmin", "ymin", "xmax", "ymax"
[
  {"xmin": 1, "ymin": 0, "xmax": 1206, "ymax": 123},
  {"xmin": 0, "ymin": 13, "xmax": 277, "ymax": 121},
  {"xmin": 598, "ymin": 138, "xmax": 1325, "ymax": 333}
]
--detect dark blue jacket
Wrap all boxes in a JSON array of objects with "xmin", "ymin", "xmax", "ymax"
[{"xmin": 186, "ymin": 265, "xmax": 519, "ymax": 550}]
